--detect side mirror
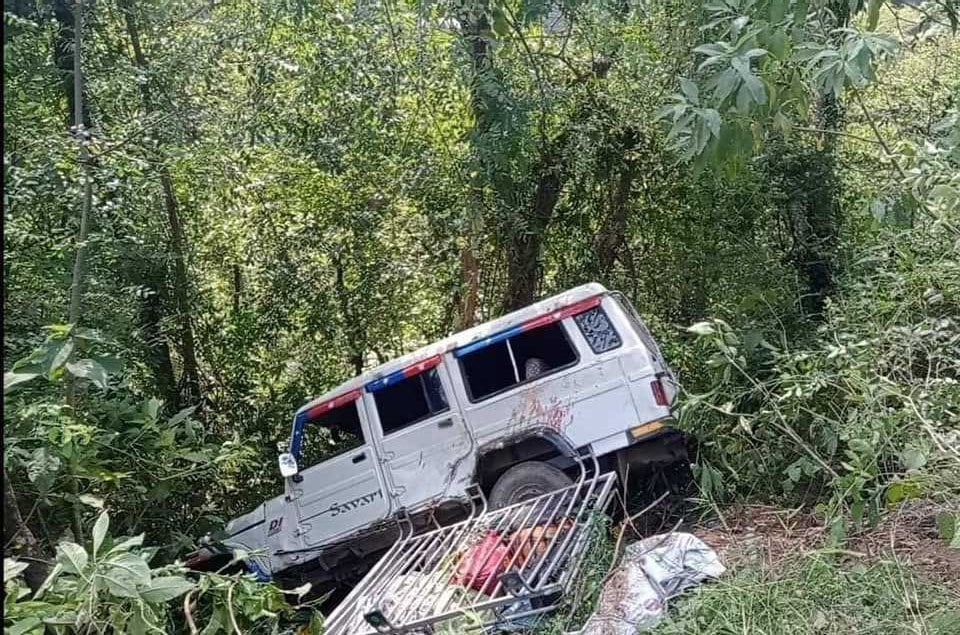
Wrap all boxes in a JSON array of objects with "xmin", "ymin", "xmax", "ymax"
[{"xmin": 278, "ymin": 452, "xmax": 299, "ymax": 478}]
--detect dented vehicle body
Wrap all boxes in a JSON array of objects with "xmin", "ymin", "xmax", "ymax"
[{"xmin": 193, "ymin": 283, "xmax": 683, "ymax": 587}]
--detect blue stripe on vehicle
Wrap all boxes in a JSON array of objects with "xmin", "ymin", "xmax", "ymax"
[
  {"xmin": 290, "ymin": 410, "xmax": 307, "ymax": 458},
  {"xmin": 365, "ymin": 367, "xmax": 407, "ymax": 393},
  {"xmin": 245, "ymin": 560, "xmax": 272, "ymax": 582},
  {"xmin": 453, "ymin": 325, "xmax": 523, "ymax": 358}
]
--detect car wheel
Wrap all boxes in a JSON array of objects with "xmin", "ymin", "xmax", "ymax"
[{"xmin": 488, "ymin": 461, "xmax": 574, "ymax": 510}]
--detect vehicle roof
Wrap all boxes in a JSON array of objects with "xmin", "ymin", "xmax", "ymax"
[{"xmin": 295, "ymin": 282, "xmax": 609, "ymax": 417}]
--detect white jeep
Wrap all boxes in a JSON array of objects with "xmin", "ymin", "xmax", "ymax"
[{"xmin": 188, "ymin": 283, "xmax": 687, "ymax": 588}]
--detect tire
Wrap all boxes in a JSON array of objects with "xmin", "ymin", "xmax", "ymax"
[{"xmin": 488, "ymin": 461, "xmax": 574, "ymax": 510}]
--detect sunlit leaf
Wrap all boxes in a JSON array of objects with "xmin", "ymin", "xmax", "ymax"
[
  {"xmin": 140, "ymin": 575, "xmax": 196, "ymax": 603},
  {"xmin": 65, "ymin": 358, "xmax": 109, "ymax": 389},
  {"xmin": 92, "ymin": 511, "xmax": 109, "ymax": 555},
  {"xmin": 4, "ymin": 558, "xmax": 30, "ymax": 583},
  {"xmin": 56, "ymin": 542, "xmax": 89, "ymax": 575}
]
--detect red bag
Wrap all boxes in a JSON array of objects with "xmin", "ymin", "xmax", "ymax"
[{"xmin": 451, "ymin": 531, "xmax": 513, "ymax": 593}]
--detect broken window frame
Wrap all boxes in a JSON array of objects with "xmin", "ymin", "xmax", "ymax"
[
  {"xmin": 293, "ymin": 396, "xmax": 367, "ymax": 467},
  {"xmin": 371, "ymin": 367, "xmax": 450, "ymax": 436},
  {"xmin": 456, "ymin": 320, "xmax": 580, "ymax": 403}
]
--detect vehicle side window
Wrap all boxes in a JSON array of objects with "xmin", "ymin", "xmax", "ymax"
[
  {"xmin": 374, "ymin": 368, "xmax": 449, "ymax": 435},
  {"xmin": 574, "ymin": 306, "xmax": 622, "ymax": 354},
  {"xmin": 459, "ymin": 322, "xmax": 578, "ymax": 401},
  {"xmin": 299, "ymin": 402, "xmax": 365, "ymax": 467}
]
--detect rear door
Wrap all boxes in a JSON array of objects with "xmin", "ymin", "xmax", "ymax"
[
  {"xmin": 289, "ymin": 393, "xmax": 390, "ymax": 546},
  {"xmin": 368, "ymin": 356, "xmax": 475, "ymax": 511}
]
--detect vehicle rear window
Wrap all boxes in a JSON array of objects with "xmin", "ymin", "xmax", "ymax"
[
  {"xmin": 573, "ymin": 306, "xmax": 622, "ymax": 354},
  {"xmin": 299, "ymin": 402, "xmax": 364, "ymax": 467},
  {"xmin": 374, "ymin": 368, "xmax": 449, "ymax": 434},
  {"xmin": 459, "ymin": 322, "xmax": 578, "ymax": 401}
]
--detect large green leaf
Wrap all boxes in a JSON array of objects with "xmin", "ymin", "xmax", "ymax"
[
  {"xmin": 140, "ymin": 575, "xmax": 195, "ymax": 603},
  {"xmin": 4, "ymin": 371, "xmax": 40, "ymax": 393},
  {"xmin": 6, "ymin": 617, "xmax": 43, "ymax": 635},
  {"xmin": 108, "ymin": 533, "xmax": 145, "ymax": 555},
  {"xmin": 101, "ymin": 552, "xmax": 151, "ymax": 598},
  {"xmin": 92, "ymin": 511, "xmax": 110, "ymax": 556},
  {"xmin": 56, "ymin": 542, "xmax": 89, "ymax": 575},
  {"xmin": 65, "ymin": 358, "xmax": 109, "ymax": 389},
  {"xmin": 4, "ymin": 558, "xmax": 30, "ymax": 583},
  {"xmin": 47, "ymin": 338, "xmax": 75, "ymax": 377},
  {"xmin": 167, "ymin": 405, "xmax": 198, "ymax": 427}
]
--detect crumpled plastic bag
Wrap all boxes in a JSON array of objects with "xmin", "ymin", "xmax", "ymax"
[{"xmin": 578, "ymin": 532, "xmax": 725, "ymax": 634}]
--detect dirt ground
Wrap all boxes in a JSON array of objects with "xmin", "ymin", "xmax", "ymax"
[{"xmin": 693, "ymin": 499, "xmax": 960, "ymax": 587}]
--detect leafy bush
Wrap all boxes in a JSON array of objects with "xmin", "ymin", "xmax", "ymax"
[
  {"xmin": 3, "ymin": 511, "xmax": 322, "ymax": 635},
  {"xmin": 680, "ymin": 220, "xmax": 960, "ymax": 524},
  {"xmin": 4, "ymin": 511, "xmax": 194, "ymax": 634},
  {"xmin": 4, "ymin": 327, "xmax": 257, "ymax": 553}
]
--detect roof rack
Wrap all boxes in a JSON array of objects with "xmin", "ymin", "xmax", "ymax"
[{"xmin": 323, "ymin": 452, "xmax": 616, "ymax": 634}]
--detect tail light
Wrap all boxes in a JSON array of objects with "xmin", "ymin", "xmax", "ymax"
[{"xmin": 651, "ymin": 376, "xmax": 668, "ymax": 407}]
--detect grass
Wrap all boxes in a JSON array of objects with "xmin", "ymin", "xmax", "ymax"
[
  {"xmin": 643, "ymin": 553, "xmax": 958, "ymax": 635},
  {"xmin": 530, "ymin": 514, "xmax": 959, "ymax": 635},
  {"xmin": 532, "ymin": 512, "xmax": 615, "ymax": 635}
]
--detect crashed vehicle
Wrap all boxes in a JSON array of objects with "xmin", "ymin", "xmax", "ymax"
[{"xmin": 188, "ymin": 283, "xmax": 687, "ymax": 590}]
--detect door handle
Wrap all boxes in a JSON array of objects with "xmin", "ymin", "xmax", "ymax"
[
  {"xmin": 437, "ymin": 419, "xmax": 454, "ymax": 428},
  {"xmin": 352, "ymin": 452, "xmax": 366, "ymax": 464}
]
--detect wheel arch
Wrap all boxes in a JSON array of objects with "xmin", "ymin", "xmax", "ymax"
[{"xmin": 473, "ymin": 427, "xmax": 581, "ymax": 496}]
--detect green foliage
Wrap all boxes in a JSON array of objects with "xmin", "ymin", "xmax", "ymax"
[
  {"xmin": 4, "ymin": 511, "xmax": 194, "ymax": 634},
  {"xmin": 679, "ymin": 215, "xmax": 960, "ymax": 520},
  {"xmin": 3, "ymin": 511, "xmax": 319, "ymax": 635},
  {"xmin": 655, "ymin": 552, "xmax": 960, "ymax": 634},
  {"xmin": 3, "ymin": 1, "xmax": 959, "ymax": 631},
  {"xmin": 4, "ymin": 332, "xmax": 256, "ymax": 553}
]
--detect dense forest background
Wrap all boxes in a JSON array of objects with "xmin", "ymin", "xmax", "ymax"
[{"xmin": 4, "ymin": 0, "xmax": 959, "ymax": 632}]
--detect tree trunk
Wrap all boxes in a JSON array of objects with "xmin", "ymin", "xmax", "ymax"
[
  {"xmin": 334, "ymin": 256, "xmax": 364, "ymax": 375},
  {"xmin": 136, "ymin": 260, "xmax": 180, "ymax": 410},
  {"xmin": 783, "ymin": 0, "xmax": 852, "ymax": 318},
  {"xmin": 593, "ymin": 129, "xmax": 640, "ymax": 277},
  {"xmin": 458, "ymin": 2, "xmax": 492, "ymax": 329},
  {"xmin": 502, "ymin": 153, "xmax": 564, "ymax": 312},
  {"xmin": 51, "ymin": 0, "xmax": 91, "ymax": 130},
  {"xmin": 64, "ymin": 0, "xmax": 92, "ymax": 545},
  {"xmin": 232, "ymin": 264, "xmax": 242, "ymax": 315},
  {"xmin": 122, "ymin": 1, "xmax": 202, "ymax": 405},
  {"xmin": 4, "ymin": 470, "xmax": 49, "ymax": 593},
  {"xmin": 160, "ymin": 174, "xmax": 202, "ymax": 404},
  {"xmin": 458, "ymin": 245, "xmax": 480, "ymax": 328}
]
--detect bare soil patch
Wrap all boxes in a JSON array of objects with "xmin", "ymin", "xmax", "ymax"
[{"xmin": 694, "ymin": 499, "xmax": 960, "ymax": 590}]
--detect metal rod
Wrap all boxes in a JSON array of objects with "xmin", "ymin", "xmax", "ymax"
[{"xmin": 326, "ymin": 466, "xmax": 615, "ymax": 635}]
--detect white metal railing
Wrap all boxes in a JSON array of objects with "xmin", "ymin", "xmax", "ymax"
[{"xmin": 324, "ymin": 464, "xmax": 616, "ymax": 635}]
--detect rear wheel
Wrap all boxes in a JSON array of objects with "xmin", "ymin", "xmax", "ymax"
[{"xmin": 488, "ymin": 461, "xmax": 574, "ymax": 510}]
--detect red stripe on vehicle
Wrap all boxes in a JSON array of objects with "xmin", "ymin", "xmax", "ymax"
[
  {"xmin": 519, "ymin": 295, "xmax": 604, "ymax": 332},
  {"xmin": 401, "ymin": 354, "xmax": 442, "ymax": 378},
  {"xmin": 306, "ymin": 389, "xmax": 362, "ymax": 420}
]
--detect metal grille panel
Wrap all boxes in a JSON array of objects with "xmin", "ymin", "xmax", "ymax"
[{"xmin": 324, "ymin": 470, "xmax": 617, "ymax": 634}]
